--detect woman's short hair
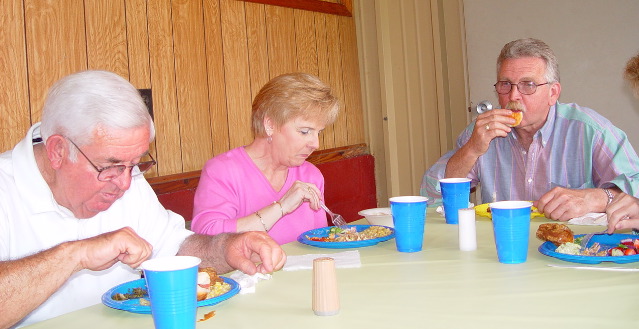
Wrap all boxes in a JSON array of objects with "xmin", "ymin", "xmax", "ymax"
[
  {"xmin": 39, "ymin": 70, "xmax": 155, "ymax": 153},
  {"xmin": 497, "ymin": 38, "xmax": 560, "ymax": 84},
  {"xmin": 251, "ymin": 73, "xmax": 339, "ymax": 137}
]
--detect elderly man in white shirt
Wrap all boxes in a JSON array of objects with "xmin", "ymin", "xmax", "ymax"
[{"xmin": 0, "ymin": 70, "xmax": 286, "ymax": 328}]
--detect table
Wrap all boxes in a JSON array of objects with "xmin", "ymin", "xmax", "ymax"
[{"xmin": 26, "ymin": 209, "xmax": 639, "ymax": 329}]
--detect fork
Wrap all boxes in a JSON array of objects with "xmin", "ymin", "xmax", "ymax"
[
  {"xmin": 321, "ymin": 203, "xmax": 347, "ymax": 227},
  {"xmin": 579, "ymin": 229, "xmax": 608, "ymax": 250}
]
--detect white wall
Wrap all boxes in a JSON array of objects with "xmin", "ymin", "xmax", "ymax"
[{"xmin": 463, "ymin": 0, "xmax": 639, "ymax": 148}]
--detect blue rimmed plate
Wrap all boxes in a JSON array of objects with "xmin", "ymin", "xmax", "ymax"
[
  {"xmin": 539, "ymin": 233, "xmax": 639, "ymax": 264},
  {"xmin": 297, "ymin": 225, "xmax": 395, "ymax": 249},
  {"xmin": 101, "ymin": 277, "xmax": 240, "ymax": 314}
]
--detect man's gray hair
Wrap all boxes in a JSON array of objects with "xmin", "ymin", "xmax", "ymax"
[
  {"xmin": 497, "ymin": 38, "xmax": 560, "ymax": 83},
  {"xmin": 39, "ymin": 70, "xmax": 155, "ymax": 151}
]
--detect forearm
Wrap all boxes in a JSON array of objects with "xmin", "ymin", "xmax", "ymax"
[
  {"xmin": 177, "ymin": 234, "xmax": 234, "ymax": 274},
  {"xmin": 445, "ymin": 144, "xmax": 480, "ymax": 178},
  {"xmin": 236, "ymin": 202, "xmax": 284, "ymax": 232},
  {"xmin": 0, "ymin": 242, "xmax": 80, "ymax": 328}
]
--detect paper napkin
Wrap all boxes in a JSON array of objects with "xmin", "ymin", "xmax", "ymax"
[
  {"xmin": 283, "ymin": 250, "xmax": 361, "ymax": 271},
  {"xmin": 228, "ymin": 271, "xmax": 271, "ymax": 294},
  {"xmin": 567, "ymin": 213, "xmax": 608, "ymax": 226}
]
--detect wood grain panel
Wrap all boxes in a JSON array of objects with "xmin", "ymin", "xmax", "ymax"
[
  {"xmin": 0, "ymin": 0, "xmax": 30, "ymax": 151},
  {"xmin": 202, "ymin": 0, "xmax": 231, "ymax": 155},
  {"xmin": 171, "ymin": 0, "xmax": 214, "ymax": 171},
  {"xmin": 24, "ymin": 0, "xmax": 87, "ymax": 122},
  {"xmin": 245, "ymin": 2, "xmax": 271, "ymax": 101},
  {"xmin": 324, "ymin": 14, "xmax": 348, "ymax": 147},
  {"xmin": 84, "ymin": 1, "xmax": 128, "ymax": 77},
  {"xmin": 338, "ymin": 15, "xmax": 365, "ymax": 145},
  {"xmin": 294, "ymin": 10, "xmax": 319, "ymax": 75},
  {"xmin": 147, "ymin": 0, "xmax": 182, "ymax": 175},
  {"xmin": 220, "ymin": 0, "xmax": 253, "ymax": 149},
  {"xmin": 265, "ymin": 5, "xmax": 298, "ymax": 77},
  {"xmin": 125, "ymin": 0, "xmax": 151, "ymax": 88},
  {"xmin": 314, "ymin": 13, "xmax": 334, "ymax": 149}
]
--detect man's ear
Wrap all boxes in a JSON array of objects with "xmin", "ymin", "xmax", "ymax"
[
  {"xmin": 548, "ymin": 82, "xmax": 561, "ymax": 105},
  {"xmin": 45, "ymin": 135, "xmax": 67, "ymax": 170}
]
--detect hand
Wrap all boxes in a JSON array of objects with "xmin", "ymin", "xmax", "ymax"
[
  {"xmin": 74, "ymin": 227, "xmax": 153, "ymax": 271},
  {"xmin": 465, "ymin": 109, "xmax": 515, "ymax": 157},
  {"xmin": 224, "ymin": 231, "xmax": 287, "ymax": 275},
  {"xmin": 534, "ymin": 187, "xmax": 605, "ymax": 221},
  {"xmin": 278, "ymin": 180, "xmax": 322, "ymax": 215},
  {"xmin": 606, "ymin": 192, "xmax": 639, "ymax": 233}
]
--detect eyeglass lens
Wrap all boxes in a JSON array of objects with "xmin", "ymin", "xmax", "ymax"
[{"xmin": 97, "ymin": 161, "xmax": 155, "ymax": 181}]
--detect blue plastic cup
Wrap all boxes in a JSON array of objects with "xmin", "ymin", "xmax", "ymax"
[
  {"xmin": 389, "ymin": 196, "xmax": 428, "ymax": 252},
  {"xmin": 439, "ymin": 178, "xmax": 471, "ymax": 224},
  {"xmin": 141, "ymin": 256, "xmax": 202, "ymax": 329},
  {"xmin": 489, "ymin": 201, "xmax": 532, "ymax": 264}
]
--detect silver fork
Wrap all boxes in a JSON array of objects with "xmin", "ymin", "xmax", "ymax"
[{"xmin": 321, "ymin": 203, "xmax": 347, "ymax": 227}]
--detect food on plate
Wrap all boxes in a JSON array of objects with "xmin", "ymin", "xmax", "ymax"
[
  {"xmin": 111, "ymin": 267, "xmax": 231, "ymax": 303},
  {"xmin": 475, "ymin": 202, "xmax": 543, "ymax": 219},
  {"xmin": 555, "ymin": 242, "xmax": 581, "ymax": 255},
  {"xmin": 197, "ymin": 267, "xmax": 231, "ymax": 301},
  {"xmin": 536, "ymin": 223, "xmax": 574, "ymax": 246},
  {"xmin": 306, "ymin": 226, "xmax": 392, "ymax": 242}
]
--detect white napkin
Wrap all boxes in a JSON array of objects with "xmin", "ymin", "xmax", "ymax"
[
  {"xmin": 228, "ymin": 271, "xmax": 271, "ymax": 294},
  {"xmin": 283, "ymin": 250, "xmax": 361, "ymax": 271},
  {"xmin": 568, "ymin": 212, "xmax": 608, "ymax": 226}
]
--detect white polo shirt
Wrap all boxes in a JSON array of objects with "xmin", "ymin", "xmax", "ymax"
[{"xmin": 0, "ymin": 123, "xmax": 193, "ymax": 327}]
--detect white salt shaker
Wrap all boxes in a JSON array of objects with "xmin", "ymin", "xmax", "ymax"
[
  {"xmin": 458, "ymin": 208, "xmax": 477, "ymax": 251},
  {"xmin": 312, "ymin": 257, "xmax": 339, "ymax": 316}
]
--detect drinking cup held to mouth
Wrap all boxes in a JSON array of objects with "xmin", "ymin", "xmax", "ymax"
[
  {"xmin": 439, "ymin": 178, "xmax": 471, "ymax": 224},
  {"xmin": 389, "ymin": 196, "xmax": 428, "ymax": 252},
  {"xmin": 489, "ymin": 201, "xmax": 532, "ymax": 264},
  {"xmin": 141, "ymin": 256, "xmax": 202, "ymax": 329}
]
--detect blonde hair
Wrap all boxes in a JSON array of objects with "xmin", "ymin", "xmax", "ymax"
[
  {"xmin": 624, "ymin": 53, "xmax": 639, "ymax": 98},
  {"xmin": 251, "ymin": 73, "xmax": 339, "ymax": 137}
]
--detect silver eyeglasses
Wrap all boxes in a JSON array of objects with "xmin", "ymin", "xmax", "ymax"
[
  {"xmin": 494, "ymin": 81, "xmax": 549, "ymax": 95},
  {"xmin": 67, "ymin": 138, "xmax": 156, "ymax": 182}
]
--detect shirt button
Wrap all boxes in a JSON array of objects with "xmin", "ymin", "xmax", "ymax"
[{"xmin": 527, "ymin": 178, "xmax": 533, "ymax": 183}]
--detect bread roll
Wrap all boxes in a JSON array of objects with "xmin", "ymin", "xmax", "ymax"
[{"xmin": 536, "ymin": 223, "xmax": 574, "ymax": 246}]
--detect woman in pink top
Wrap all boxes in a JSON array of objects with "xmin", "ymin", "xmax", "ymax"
[{"xmin": 191, "ymin": 73, "xmax": 339, "ymax": 244}]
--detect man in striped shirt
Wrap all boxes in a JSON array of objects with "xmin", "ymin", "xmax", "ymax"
[{"xmin": 421, "ymin": 38, "xmax": 639, "ymax": 221}]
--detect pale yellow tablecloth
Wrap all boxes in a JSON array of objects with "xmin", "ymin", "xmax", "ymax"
[{"xmin": 25, "ymin": 209, "xmax": 639, "ymax": 329}]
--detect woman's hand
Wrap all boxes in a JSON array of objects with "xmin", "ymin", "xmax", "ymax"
[{"xmin": 278, "ymin": 180, "xmax": 322, "ymax": 215}]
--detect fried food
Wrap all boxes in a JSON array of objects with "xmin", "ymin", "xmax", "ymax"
[
  {"xmin": 197, "ymin": 267, "xmax": 224, "ymax": 301},
  {"xmin": 506, "ymin": 101, "xmax": 524, "ymax": 127},
  {"xmin": 536, "ymin": 223, "xmax": 574, "ymax": 246}
]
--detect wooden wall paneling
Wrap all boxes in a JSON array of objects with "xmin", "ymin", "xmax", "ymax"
[
  {"xmin": 125, "ymin": 0, "xmax": 157, "ymax": 177},
  {"xmin": 338, "ymin": 15, "xmax": 365, "ymax": 145},
  {"xmin": 265, "ymin": 6, "xmax": 298, "ymax": 77},
  {"xmin": 313, "ymin": 13, "xmax": 334, "ymax": 149},
  {"xmin": 203, "ymin": 0, "xmax": 231, "ymax": 156},
  {"xmin": 244, "ymin": 2, "xmax": 270, "ymax": 101},
  {"xmin": 0, "ymin": 0, "xmax": 30, "ymax": 151},
  {"xmin": 24, "ymin": 0, "xmax": 87, "ymax": 122},
  {"xmin": 171, "ymin": 0, "xmax": 214, "ymax": 171},
  {"xmin": 220, "ymin": 0, "xmax": 253, "ymax": 149},
  {"xmin": 147, "ymin": 0, "xmax": 182, "ymax": 175},
  {"xmin": 324, "ymin": 14, "xmax": 348, "ymax": 147},
  {"xmin": 84, "ymin": 1, "xmax": 128, "ymax": 77},
  {"xmin": 294, "ymin": 10, "xmax": 319, "ymax": 75}
]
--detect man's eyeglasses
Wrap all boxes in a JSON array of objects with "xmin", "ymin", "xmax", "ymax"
[
  {"xmin": 66, "ymin": 138, "xmax": 156, "ymax": 182},
  {"xmin": 494, "ymin": 81, "xmax": 549, "ymax": 95}
]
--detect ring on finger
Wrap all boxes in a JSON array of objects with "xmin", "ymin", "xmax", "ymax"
[{"xmin": 485, "ymin": 124, "xmax": 490, "ymax": 130}]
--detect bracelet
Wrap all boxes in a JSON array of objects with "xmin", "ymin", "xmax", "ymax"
[
  {"xmin": 255, "ymin": 211, "xmax": 268, "ymax": 231},
  {"xmin": 603, "ymin": 188, "xmax": 614, "ymax": 205},
  {"xmin": 273, "ymin": 201, "xmax": 285, "ymax": 217}
]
